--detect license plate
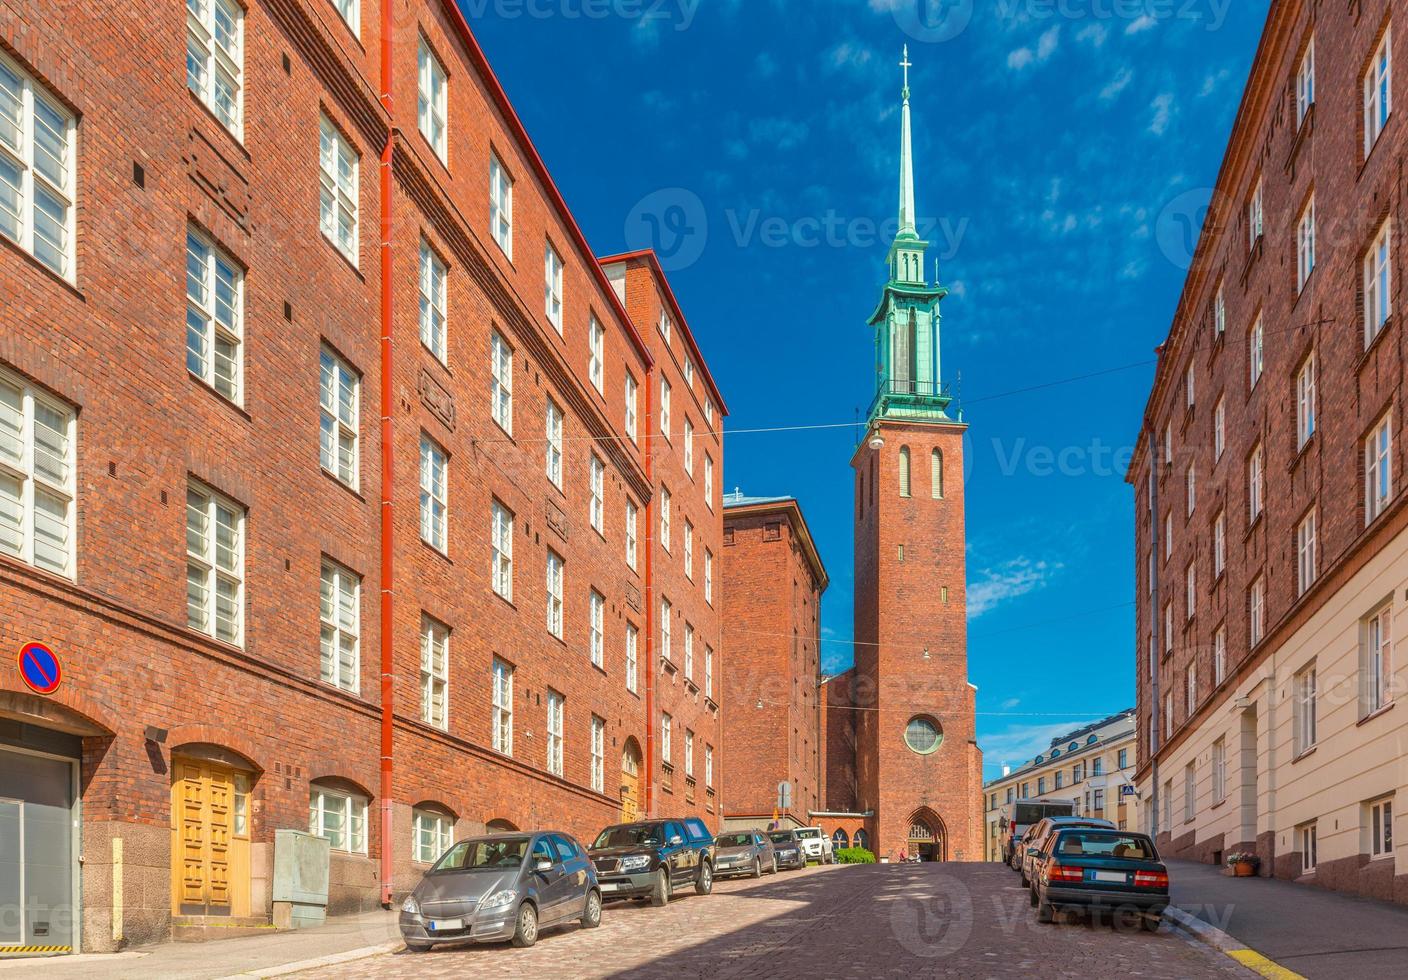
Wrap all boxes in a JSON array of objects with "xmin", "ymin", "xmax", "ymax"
[
  {"xmin": 600, "ymin": 882, "xmax": 619, "ymax": 893},
  {"xmin": 1092, "ymin": 871, "xmax": 1126, "ymax": 883},
  {"xmin": 427, "ymin": 918, "xmax": 464, "ymax": 931}
]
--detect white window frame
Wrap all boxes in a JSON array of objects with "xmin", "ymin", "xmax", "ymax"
[
  {"xmin": 1367, "ymin": 412, "xmax": 1393, "ymax": 525},
  {"xmin": 1185, "ymin": 561, "xmax": 1196, "ymax": 622},
  {"xmin": 1294, "ymin": 663, "xmax": 1317, "ymax": 755},
  {"xmin": 660, "ymin": 378, "xmax": 672, "ymax": 442},
  {"xmin": 625, "ymin": 498, "xmax": 638, "ymax": 570},
  {"xmin": 1212, "ymin": 737, "xmax": 1226, "ymax": 803},
  {"xmin": 1368, "ymin": 795, "xmax": 1394, "ymax": 858},
  {"xmin": 658, "ymin": 309, "xmax": 672, "ymax": 346},
  {"xmin": 624, "ymin": 373, "xmax": 638, "ymax": 444},
  {"xmin": 1249, "ymin": 314, "xmax": 1264, "ymax": 388},
  {"xmin": 186, "ymin": 0, "xmax": 244, "ymax": 138},
  {"xmin": 318, "ymin": 115, "xmax": 358, "ymax": 265},
  {"xmin": 0, "ymin": 368, "xmax": 75, "ymax": 578},
  {"xmin": 1185, "ymin": 364, "xmax": 1195, "ymax": 409},
  {"xmin": 186, "ymin": 227, "xmax": 243, "ymax": 402},
  {"xmin": 1297, "ymin": 509, "xmax": 1317, "ymax": 596},
  {"xmin": 1214, "ymin": 625, "xmax": 1227, "ymax": 685},
  {"xmin": 683, "ymin": 418, "xmax": 694, "ymax": 475},
  {"xmin": 491, "ymin": 330, "xmax": 513, "ymax": 435},
  {"xmin": 1250, "ymin": 576, "xmax": 1266, "ymax": 647},
  {"xmin": 684, "ymin": 622, "xmax": 694, "ymax": 679},
  {"xmin": 412, "ymin": 808, "xmax": 453, "ymax": 865},
  {"xmin": 544, "ymin": 242, "xmax": 564, "ymax": 332},
  {"xmin": 705, "ymin": 744, "xmax": 713, "ymax": 787},
  {"xmin": 1296, "ymin": 353, "xmax": 1316, "ymax": 449},
  {"xmin": 684, "ymin": 728, "xmax": 694, "ymax": 779},
  {"xmin": 589, "ymin": 315, "xmax": 605, "ymax": 393},
  {"xmin": 419, "ymin": 434, "xmax": 448, "ymax": 552},
  {"xmin": 589, "ymin": 453, "xmax": 605, "ymax": 534},
  {"xmin": 319, "ymin": 346, "xmax": 359, "ymax": 488},
  {"xmin": 308, "ymin": 786, "xmax": 367, "ymax": 854},
  {"xmin": 319, "ymin": 559, "xmax": 360, "ymax": 693},
  {"xmin": 546, "ymin": 549, "xmax": 564, "ymax": 639},
  {"xmin": 590, "ymin": 715, "xmax": 605, "ymax": 793},
  {"xmin": 546, "ymin": 689, "xmax": 564, "ymax": 776},
  {"xmin": 705, "ymin": 645, "xmax": 713, "ymax": 699},
  {"xmin": 590, "ymin": 589, "xmax": 605, "ymax": 669},
  {"xmin": 420, "ymin": 615, "xmax": 449, "ymax": 731},
  {"xmin": 1363, "ymin": 603, "xmax": 1394, "ymax": 716},
  {"xmin": 660, "ymin": 596, "xmax": 672, "ymax": 662},
  {"xmin": 489, "ymin": 152, "xmax": 512, "ymax": 258},
  {"xmin": 1213, "ymin": 284, "xmax": 1225, "ymax": 338},
  {"xmin": 625, "ymin": 622, "xmax": 639, "ymax": 694},
  {"xmin": 1365, "ymin": 26, "xmax": 1393, "ymax": 158},
  {"xmin": 1248, "ymin": 179, "xmax": 1263, "ymax": 249},
  {"xmin": 1213, "ymin": 510, "xmax": 1226, "ymax": 578},
  {"xmin": 1297, "ymin": 194, "xmax": 1316, "ymax": 292},
  {"xmin": 684, "ymin": 519, "xmax": 694, "ymax": 580},
  {"xmin": 1186, "ymin": 464, "xmax": 1196, "ymax": 517},
  {"xmin": 704, "ymin": 454, "xmax": 714, "ymax": 512},
  {"xmin": 661, "ymin": 711, "xmax": 672, "ymax": 763},
  {"xmin": 660, "ymin": 487, "xmax": 672, "ymax": 552},
  {"xmin": 545, "ymin": 398, "xmax": 564, "ymax": 489},
  {"xmin": 1185, "ymin": 662, "xmax": 1196, "ymax": 713},
  {"xmin": 492, "ymin": 657, "xmax": 514, "ymax": 755},
  {"xmin": 186, "ymin": 480, "xmax": 244, "ymax": 646},
  {"xmin": 704, "ymin": 548, "xmax": 713, "ymax": 605},
  {"xmin": 1214, "ymin": 397, "xmax": 1225, "ymax": 461},
  {"xmin": 417, "ymin": 38, "xmax": 447, "ymax": 163},
  {"xmin": 419, "ymin": 239, "xmax": 447, "ymax": 362},
  {"xmin": 1299, "ymin": 822, "xmax": 1317, "ymax": 875},
  {"xmin": 491, "ymin": 499, "xmax": 513, "ymax": 601},
  {"xmin": 331, "ymin": 0, "xmax": 359, "ymax": 34},
  {"xmin": 1297, "ymin": 36, "xmax": 1315, "ymax": 125},
  {"xmin": 1249, "ymin": 444, "xmax": 1264, "ymax": 521},
  {"xmin": 1365, "ymin": 219, "xmax": 1393, "ymax": 346}
]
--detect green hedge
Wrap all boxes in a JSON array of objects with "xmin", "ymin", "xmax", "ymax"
[{"xmin": 834, "ymin": 847, "xmax": 876, "ymax": 864}]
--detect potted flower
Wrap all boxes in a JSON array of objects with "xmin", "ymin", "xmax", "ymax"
[{"xmin": 1226, "ymin": 852, "xmax": 1260, "ymax": 877}]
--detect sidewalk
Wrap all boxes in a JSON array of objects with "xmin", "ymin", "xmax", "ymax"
[
  {"xmin": 1167, "ymin": 858, "xmax": 1408, "ymax": 979},
  {"xmin": 0, "ymin": 910, "xmax": 401, "ymax": 980}
]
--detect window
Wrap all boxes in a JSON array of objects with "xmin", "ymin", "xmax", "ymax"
[
  {"xmin": 1214, "ymin": 625, "xmax": 1226, "ymax": 685},
  {"xmin": 489, "ymin": 153, "xmax": 512, "ymax": 257},
  {"xmin": 590, "ymin": 589, "xmax": 605, "ymax": 669},
  {"xmin": 660, "ymin": 596, "xmax": 672, "ymax": 661},
  {"xmin": 319, "ymin": 560, "xmax": 360, "ymax": 693},
  {"xmin": 1163, "ymin": 778, "xmax": 1172, "ymax": 829},
  {"xmin": 1294, "ymin": 664, "xmax": 1317, "ymax": 755},
  {"xmin": 1163, "ymin": 423, "xmax": 1171, "ymax": 466},
  {"xmin": 419, "ymin": 435, "xmax": 447, "ymax": 552},
  {"xmin": 490, "ymin": 330, "xmax": 513, "ymax": 434},
  {"xmin": 1297, "ymin": 195, "xmax": 1316, "ymax": 291},
  {"xmin": 589, "ymin": 454, "xmax": 605, "ymax": 534},
  {"xmin": 309, "ymin": 786, "xmax": 366, "ymax": 854},
  {"xmin": 1185, "ymin": 364, "xmax": 1195, "ymax": 409},
  {"xmin": 705, "ymin": 645, "xmax": 713, "ymax": 699},
  {"xmin": 1186, "ymin": 464, "xmax": 1196, "ymax": 516},
  {"xmin": 1250, "ymin": 576, "xmax": 1266, "ymax": 647},
  {"xmin": 1056, "ymin": 771, "xmax": 1064, "ymax": 790},
  {"xmin": 233, "ymin": 775, "xmax": 249, "ymax": 836},
  {"xmin": 1038, "ymin": 777, "xmax": 1046, "ymax": 795},
  {"xmin": 660, "ymin": 487, "xmax": 671, "ymax": 551},
  {"xmin": 1367, "ymin": 412, "xmax": 1393, "ymax": 524},
  {"xmin": 899, "ymin": 446, "xmax": 911, "ymax": 497},
  {"xmin": 1185, "ymin": 662, "xmax": 1197, "ymax": 714},
  {"xmin": 704, "ymin": 454, "xmax": 714, "ymax": 511},
  {"xmin": 546, "ymin": 690, "xmax": 564, "ymax": 776},
  {"xmin": 589, "ymin": 316, "xmax": 605, "ymax": 393},
  {"xmin": 1164, "ymin": 512, "xmax": 1172, "ymax": 560},
  {"xmin": 661, "ymin": 712, "xmax": 672, "ymax": 763},
  {"xmin": 492, "ymin": 658, "xmax": 513, "ymax": 754},
  {"xmin": 186, "ymin": 228, "xmax": 243, "ymax": 401},
  {"xmin": 1297, "ymin": 37, "xmax": 1315, "ymax": 124},
  {"xmin": 1212, "ymin": 738, "xmax": 1226, "ymax": 803},
  {"xmin": 546, "ymin": 550, "xmax": 564, "ymax": 639},
  {"xmin": 1368, "ymin": 796, "xmax": 1394, "ymax": 857},
  {"xmin": 1368, "ymin": 220, "xmax": 1396, "ymax": 352},
  {"xmin": 421, "ymin": 616, "xmax": 449, "ymax": 730},
  {"xmin": 624, "ymin": 373, "xmax": 638, "ymax": 443},
  {"xmin": 660, "ymin": 378, "xmax": 672, "ymax": 440},
  {"xmin": 1249, "ymin": 444, "xmax": 1264, "ymax": 521},
  {"xmin": 413, "ymin": 809, "xmax": 453, "ymax": 865},
  {"xmin": 318, "ymin": 115, "xmax": 358, "ymax": 264},
  {"xmin": 658, "ymin": 309, "xmax": 672, "ymax": 345},
  {"xmin": 1214, "ymin": 397, "xmax": 1225, "ymax": 460},
  {"xmin": 705, "ymin": 744, "xmax": 714, "ymax": 787},
  {"xmin": 1297, "ymin": 509, "xmax": 1317, "ymax": 595},
  {"xmin": 1092, "ymin": 757, "xmax": 1103, "ymax": 776},
  {"xmin": 186, "ymin": 0, "xmax": 243, "ymax": 136},
  {"xmin": 1118, "ymin": 748, "xmax": 1129, "ymax": 769},
  {"xmin": 683, "ymin": 419, "xmax": 694, "ymax": 475},
  {"xmin": 1248, "ymin": 314, "xmax": 1264, "ymax": 388},
  {"xmin": 186, "ymin": 482, "xmax": 244, "ymax": 645},
  {"xmin": 419, "ymin": 240, "xmax": 447, "ymax": 361},
  {"xmin": 683, "ymin": 357, "xmax": 694, "ymax": 388},
  {"xmin": 332, "ymin": 0, "xmax": 358, "ymax": 33},
  {"xmin": 684, "ymin": 623, "xmax": 694, "ymax": 679},
  {"xmin": 625, "ymin": 498, "xmax": 638, "ymax": 570},
  {"xmin": 545, "ymin": 398, "xmax": 563, "ymax": 488},
  {"xmin": 1214, "ymin": 284, "xmax": 1226, "ymax": 338},
  {"xmin": 685, "ymin": 729, "xmax": 695, "ymax": 778},
  {"xmin": 704, "ymin": 548, "xmax": 713, "ymax": 605},
  {"xmin": 590, "ymin": 716, "xmax": 606, "ymax": 793},
  {"xmin": 1185, "ymin": 561, "xmax": 1196, "ymax": 621},
  {"xmin": 684, "ymin": 520, "xmax": 694, "ymax": 580},
  {"xmin": 625, "ymin": 622, "xmax": 639, "ymax": 694},
  {"xmin": 1297, "ymin": 822, "xmax": 1317, "ymax": 875},
  {"xmin": 1248, "ymin": 179, "xmax": 1263, "ymax": 248},
  {"xmin": 1296, "ymin": 354, "xmax": 1316, "ymax": 448},
  {"xmin": 1163, "ymin": 602, "xmax": 1173, "ymax": 655},
  {"xmin": 1213, "ymin": 510, "xmax": 1226, "ymax": 578},
  {"xmin": 1184, "ymin": 762, "xmax": 1196, "ymax": 822},
  {"xmin": 417, "ymin": 39, "xmax": 447, "ymax": 162},
  {"xmin": 0, "ymin": 370, "xmax": 75, "ymax": 577},
  {"xmin": 319, "ymin": 347, "xmax": 359, "ymax": 487},
  {"xmin": 1365, "ymin": 26, "xmax": 1392, "ymax": 156},
  {"xmin": 544, "ymin": 242, "xmax": 563, "ymax": 332},
  {"xmin": 932, "ymin": 449, "xmax": 944, "ymax": 498},
  {"xmin": 491, "ymin": 499, "xmax": 513, "ymax": 601},
  {"xmin": 1363, "ymin": 603, "xmax": 1393, "ymax": 715}
]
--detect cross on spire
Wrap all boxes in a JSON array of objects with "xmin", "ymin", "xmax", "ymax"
[{"xmin": 900, "ymin": 45, "xmax": 911, "ymax": 96}]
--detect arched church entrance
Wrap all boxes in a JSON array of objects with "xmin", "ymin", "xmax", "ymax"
[{"xmin": 907, "ymin": 809, "xmax": 948, "ymax": 862}]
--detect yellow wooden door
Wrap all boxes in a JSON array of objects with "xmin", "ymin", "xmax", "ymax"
[
  {"xmin": 172, "ymin": 759, "xmax": 240, "ymax": 916},
  {"xmin": 620, "ymin": 744, "xmax": 642, "ymax": 821}
]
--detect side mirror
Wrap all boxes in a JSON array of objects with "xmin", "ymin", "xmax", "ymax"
[
  {"xmin": 669, "ymin": 835, "xmax": 683, "ymax": 847},
  {"xmin": 1027, "ymin": 847, "xmax": 1040, "ymax": 857},
  {"xmin": 535, "ymin": 858, "xmax": 553, "ymax": 873}
]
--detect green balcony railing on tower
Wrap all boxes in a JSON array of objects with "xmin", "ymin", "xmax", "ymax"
[{"xmin": 867, "ymin": 379, "xmax": 958, "ymax": 423}]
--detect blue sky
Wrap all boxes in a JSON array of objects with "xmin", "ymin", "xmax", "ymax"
[{"xmin": 465, "ymin": 0, "xmax": 1267, "ymax": 776}]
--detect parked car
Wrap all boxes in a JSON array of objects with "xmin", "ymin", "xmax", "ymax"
[
  {"xmin": 998, "ymin": 799, "xmax": 1077, "ymax": 867},
  {"xmin": 588, "ymin": 817, "xmax": 715, "ymax": 906},
  {"xmin": 399, "ymin": 831, "xmax": 600, "ymax": 951},
  {"xmin": 1019, "ymin": 816, "xmax": 1115, "ymax": 886},
  {"xmin": 794, "ymin": 826, "xmax": 834, "ymax": 864},
  {"xmin": 1029, "ymin": 828, "xmax": 1169, "ymax": 931},
  {"xmin": 767, "ymin": 829, "xmax": 806, "ymax": 870},
  {"xmin": 714, "ymin": 830, "xmax": 777, "ymax": 878}
]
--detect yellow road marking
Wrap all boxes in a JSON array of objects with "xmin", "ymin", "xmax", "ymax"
[{"xmin": 1226, "ymin": 948, "xmax": 1307, "ymax": 980}]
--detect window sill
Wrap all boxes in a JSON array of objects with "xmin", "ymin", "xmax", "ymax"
[
  {"xmin": 0, "ymin": 232, "xmax": 83, "ymax": 297},
  {"xmin": 1291, "ymin": 744, "xmax": 1317, "ymax": 765},
  {"xmin": 188, "ymin": 371, "xmax": 251, "ymax": 421},
  {"xmin": 187, "ymin": 89, "xmax": 249, "ymax": 159},
  {"xmin": 421, "ymin": 538, "xmax": 451, "ymax": 563},
  {"xmin": 1243, "ymin": 512, "xmax": 1264, "ymax": 542},
  {"xmin": 321, "ymin": 233, "xmax": 365, "ymax": 280},
  {"xmin": 1210, "ymin": 798, "xmax": 1227, "ymax": 811},
  {"xmin": 1289, "ymin": 432, "xmax": 1316, "ymax": 473},
  {"xmin": 1357, "ymin": 701, "xmax": 1396, "ymax": 728},
  {"xmin": 420, "ymin": 340, "xmax": 450, "ymax": 372},
  {"xmin": 320, "ymin": 466, "xmax": 364, "ymax": 501},
  {"xmin": 1355, "ymin": 317, "xmax": 1394, "ymax": 374}
]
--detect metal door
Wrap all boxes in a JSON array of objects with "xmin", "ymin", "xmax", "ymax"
[{"xmin": 0, "ymin": 747, "xmax": 76, "ymax": 953}]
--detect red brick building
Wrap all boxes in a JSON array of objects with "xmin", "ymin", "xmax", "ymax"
[
  {"xmin": 1130, "ymin": 0, "xmax": 1408, "ymax": 903},
  {"xmin": 718, "ymin": 493, "xmax": 828, "ymax": 830},
  {"xmin": 0, "ymin": 0, "xmax": 722, "ymax": 953}
]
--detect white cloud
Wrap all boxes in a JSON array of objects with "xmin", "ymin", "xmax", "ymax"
[
  {"xmin": 1076, "ymin": 23, "xmax": 1108, "ymax": 47},
  {"xmin": 968, "ymin": 558, "xmax": 1059, "ymax": 617},
  {"xmin": 1148, "ymin": 92, "xmax": 1174, "ymax": 135},
  {"xmin": 1099, "ymin": 67, "xmax": 1133, "ymax": 102},
  {"xmin": 1200, "ymin": 69, "xmax": 1231, "ymax": 96},
  {"xmin": 1007, "ymin": 25, "xmax": 1060, "ymax": 71},
  {"xmin": 1000, "ymin": 697, "xmax": 1022, "ymax": 710},
  {"xmin": 980, "ymin": 721, "xmax": 1099, "ymax": 770},
  {"xmin": 1125, "ymin": 14, "xmax": 1157, "ymax": 35},
  {"xmin": 828, "ymin": 41, "xmax": 874, "ymax": 72}
]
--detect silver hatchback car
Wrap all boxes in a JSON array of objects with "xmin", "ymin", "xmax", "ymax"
[
  {"xmin": 713, "ymin": 829, "xmax": 777, "ymax": 878},
  {"xmin": 400, "ymin": 832, "xmax": 601, "ymax": 950}
]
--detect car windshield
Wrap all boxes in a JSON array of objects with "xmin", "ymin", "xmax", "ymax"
[
  {"xmin": 795, "ymin": 828, "xmax": 820, "ymax": 839},
  {"xmin": 768, "ymin": 832, "xmax": 794, "ymax": 844},
  {"xmin": 1053, "ymin": 831, "xmax": 1156, "ymax": 860},
  {"xmin": 593, "ymin": 824, "xmax": 664, "ymax": 849},
  {"xmin": 432, "ymin": 837, "xmax": 530, "ymax": 872},
  {"xmin": 716, "ymin": 832, "xmax": 755, "ymax": 847}
]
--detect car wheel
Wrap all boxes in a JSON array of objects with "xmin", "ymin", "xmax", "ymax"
[
  {"xmin": 751, "ymin": 856, "xmax": 763, "ymax": 879},
  {"xmin": 649, "ymin": 868, "xmax": 671, "ymax": 907},
  {"xmin": 581, "ymin": 889, "xmax": 602, "ymax": 929},
  {"xmin": 1036, "ymin": 901, "xmax": 1055, "ymax": 925},
  {"xmin": 695, "ymin": 861, "xmax": 714, "ymax": 895},
  {"xmin": 771, "ymin": 855, "xmax": 778, "ymax": 874},
  {"xmin": 1028, "ymin": 885, "xmax": 1038, "ymax": 908},
  {"xmin": 1140, "ymin": 914, "xmax": 1162, "ymax": 933},
  {"xmin": 510, "ymin": 902, "xmax": 539, "ymax": 948},
  {"xmin": 1019, "ymin": 869, "xmax": 1029, "ymax": 888},
  {"xmin": 405, "ymin": 942, "xmax": 432, "ymax": 954}
]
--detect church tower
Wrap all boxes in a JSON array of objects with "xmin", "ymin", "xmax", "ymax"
[{"xmin": 849, "ymin": 48, "xmax": 983, "ymax": 861}]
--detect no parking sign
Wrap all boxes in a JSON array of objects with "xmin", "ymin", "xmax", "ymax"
[{"xmin": 17, "ymin": 642, "xmax": 62, "ymax": 695}]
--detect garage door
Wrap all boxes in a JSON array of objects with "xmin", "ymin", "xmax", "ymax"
[{"xmin": 0, "ymin": 747, "xmax": 76, "ymax": 954}]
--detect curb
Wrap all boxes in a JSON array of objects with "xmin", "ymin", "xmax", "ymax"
[
  {"xmin": 1164, "ymin": 906, "xmax": 1306, "ymax": 979},
  {"xmin": 212, "ymin": 939, "xmax": 402, "ymax": 979}
]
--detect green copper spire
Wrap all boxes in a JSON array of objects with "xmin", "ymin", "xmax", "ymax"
[{"xmin": 866, "ymin": 48, "xmax": 954, "ymax": 425}]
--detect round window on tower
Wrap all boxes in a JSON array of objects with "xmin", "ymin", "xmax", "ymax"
[{"xmin": 903, "ymin": 716, "xmax": 943, "ymax": 755}]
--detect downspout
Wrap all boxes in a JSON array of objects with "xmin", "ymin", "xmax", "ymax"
[
  {"xmin": 643, "ymin": 368, "xmax": 656, "ymax": 816},
  {"xmin": 377, "ymin": 1, "xmax": 396, "ymax": 909},
  {"xmin": 1148, "ymin": 424, "xmax": 1160, "ymax": 842}
]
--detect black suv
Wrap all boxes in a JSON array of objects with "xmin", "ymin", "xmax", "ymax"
[{"xmin": 588, "ymin": 818, "xmax": 715, "ymax": 906}]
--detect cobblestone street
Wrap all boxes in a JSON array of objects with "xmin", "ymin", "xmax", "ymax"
[{"xmin": 300, "ymin": 863, "xmax": 1255, "ymax": 979}]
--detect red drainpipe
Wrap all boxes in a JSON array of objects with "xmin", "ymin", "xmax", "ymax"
[
  {"xmin": 377, "ymin": 7, "xmax": 395, "ymax": 908},
  {"xmin": 643, "ymin": 363, "xmax": 655, "ymax": 817}
]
